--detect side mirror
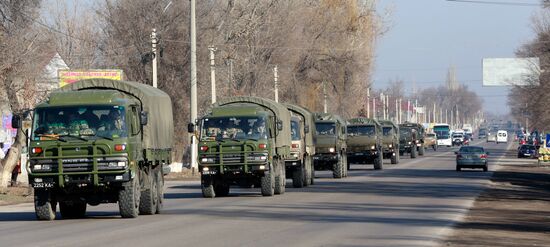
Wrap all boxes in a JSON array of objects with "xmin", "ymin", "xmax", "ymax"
[
  {"xmin": 11, "ymin": 115, "xmax": 21, "ymax": 129},
  {"xmin": 304, "ymin": 125, "xmax": 310, "ymax": 134},
  {"xmin": 276, "ymin": 120, "xmax": 283, "ymax": 131},
  {"xmin": 140, "ymin": 111, "xmax": 148, "ymax": 125},
  {"xmin": 187, "ymin": 123, "xmax": 195, "ymax": 133}
]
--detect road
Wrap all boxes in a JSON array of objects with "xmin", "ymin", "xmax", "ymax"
[{"xmin": 0, "ymin": 140, "xmax": 514, "ymax": 247}]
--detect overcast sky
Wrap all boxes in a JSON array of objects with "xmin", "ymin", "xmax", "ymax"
[{"xmin": 374, "ymin": 0, "xmax": 540, "ymax": 115}]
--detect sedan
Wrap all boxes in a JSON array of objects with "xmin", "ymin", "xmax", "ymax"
[
  {"xmin": 517, "ymin": 144, "xmax": 536, "ymax": 158},
  {"xmin": 455, "ymin": 146, "xmax": 489, "ymax": 172}
]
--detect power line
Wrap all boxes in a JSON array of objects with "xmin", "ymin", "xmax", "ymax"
[{"xmin": 446, "ymin": 0, "xmax": 541, "ymax": 7}]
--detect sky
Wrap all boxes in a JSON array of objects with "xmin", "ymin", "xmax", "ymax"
[{"xmin": 374, "ymin": 0, "xmax": 541, "ymax": 115}]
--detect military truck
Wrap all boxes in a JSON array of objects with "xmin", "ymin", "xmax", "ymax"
[
  {"xmin": 378, "ymin": 120, "xmax": 400, "ymax": 164},
  {"xmin": 346, "ymin": 118, "xmax": 384, "ymax": 170},
  {"xmin": 193, "ymin": 97, "xmax": 291, "ymax": 198},
  {"xmin": 313, "ymin": 113, "xmax": 348, "ymax": 178},
  {"xmin": 398, "ymin": 122, "xmax": 425, "ymax": 158},
  {"xmin": 283, "ymin": 103, "xmax": 316, "ymax": 187},
  {"xmin": 13, "ymin": 79, "xmax": 173, "ymax": 220}
]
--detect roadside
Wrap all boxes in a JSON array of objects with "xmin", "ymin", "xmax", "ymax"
[
  {"xmin": 0, "ymin": 186, "xmax": 32, "ymax": 206},
  {"xmin": 442, "ymin": 157, "xmax": 550, "ymax": 246}
]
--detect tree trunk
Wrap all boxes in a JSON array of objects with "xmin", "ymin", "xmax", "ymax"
[{"xmin": 0, "ymin": 129, "xmax": 24, "ymax": 193}]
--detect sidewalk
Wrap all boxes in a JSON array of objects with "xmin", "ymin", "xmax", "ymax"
[{"xmin": 442, "ymin": 160, "xmax": 550, "ymax": 246}]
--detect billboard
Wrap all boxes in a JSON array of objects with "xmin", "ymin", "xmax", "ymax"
[
  {"xmin": 482, "ymin": 58, "xmax": 540, "ymax": 86},
  {"xmin": 58, "ymin": 69, "xmax": 124, "ymax": 87}
]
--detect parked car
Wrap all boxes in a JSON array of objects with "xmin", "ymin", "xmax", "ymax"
[
  {"xmin": 517, "ymin": 144, "xmax": 536, "ymax": 158},
  {"xmin": 455, "ymin": 146, "xmax": 489, "ymax": 172}
]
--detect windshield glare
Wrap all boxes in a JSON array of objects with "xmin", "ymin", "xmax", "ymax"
[
  {"xmin": 382, "ymin": 127, "xmax": 393, "ymax": 136},
  {"xmin": 316, "ymin": 123, "xmax": 335, "ymax": 135},
  {"xmin": 32, "ymin": 105, "xmax": 127, "ymax": 140},
  {"xmin": 291, "ymin": 120, "xmax": 301, "ymax": 141},
  {"xmin": 348, "ymin": 125, "xmax": 376, "ymax": 136},
  {"xmin": 201, "ymin": 116, "xmax": 267, "ymax": 141}
]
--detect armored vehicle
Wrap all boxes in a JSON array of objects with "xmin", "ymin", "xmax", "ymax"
[
  {"xmin": 194, "ymin": 97, "xmax": 291, "ymax": 197},
  {"xmin": 313, "ymin": 113, "xmax": 348, "ymax": 178},
  {"xmin": 346, "ymin": 118, "xmax": 384, "ymax": 170},
  {"xmin": 284, "ymin": 103, "xmax": 316, "ymax": 187},
  {"xmin": 399, "ymin": 122, "xmax": 426, "ymax": 158},
  {"xmin": 16, "ymin": 79, "xmax": 173, "ymax": 220},
  {"xmin": 378, "ymin": 120, "xmax": 400, "ymax": 164}
]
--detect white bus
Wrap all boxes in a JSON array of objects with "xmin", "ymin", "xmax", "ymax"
[{"xmin": 434, "ymin": 123, "xmax": 452, "ymax": 147}]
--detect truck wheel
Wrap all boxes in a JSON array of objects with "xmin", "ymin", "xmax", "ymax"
[
  {"xmin": 399, "ymin": 151, "xmax": 404, "ymax": 156},
  {"xmin": 118, "ymin": 172, "xmax": 140, "ymax": 218},
  {"xmin": 310, "ymin": 163, "xmax": 315, "ymax": 185},
  {"xmin": 155, "ymin": 167, "xmax": 164, "ymax": 213},
  {"xmin": 411, "ymin": 146, "xmax": 417, "ymax": 158},
  {"xmin": 214, "ymin": 183, "xmax": 230, "ymax": 197},
  {"xmin": 261, "ymin": 170, "xmax": 275, "ymax": 196},
  {"xmin": 139, "ymin": 168, "xmax": 158, "ymax": 215},
  {"xmin": 433, "ymin": 145, "xmax": 437, "ymax": 151},
  {"xmin": 60, "ymin": 201, "xmax": 87, "ymax": 219},
  {"xmin": 292, "ymin": 164, "xmax": 305, "ymax": 188},
  {"xmin": 391, "ymin": 152, "xmax": 398, "ymax": 164},
  {"xmin": 304, "ymin": 156, "xmax": 312, "ymax": 187},
  {"xmin": 332, "ymin": 154, "xmax": 344, "ymax": 179},
  {"xmin": 274, "ymin": 160, "xmax": 286, "ymax": 195},
  {"xmin": 374, "ymin": 150, "xmax": 383, "ymax": 170},
  {"xmin": 34, "ymin": 189, "xmax": 57, "ymax": 221},
  {"xmin": 418, "ymin": 145, "xmax": 425, "ymax": 156},
  {"xmin": 201, "ymin": 176, "xmax": 216, "ymax": 198}
]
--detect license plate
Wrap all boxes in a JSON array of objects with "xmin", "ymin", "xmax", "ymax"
[
  {"xmin": 33, "ymin": 182, "xmax": 54, "ymax": 188},
  {"xmin": 524, "ymin": 153, "xmax": 531, "ymax": 156},
  {"xmin": 314, "ymin": 157, "xmax": 320, "ymax": 160}
]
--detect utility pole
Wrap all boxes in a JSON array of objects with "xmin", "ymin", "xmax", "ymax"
[
  {"xmin": 415, "ymin": 99, "xmax": 418, "ymax": 123},
  {"xmin": 386, "ymin": 95, "xmax": 389, "ymax": 120},
  {"xmin": 380, "ymin": 93, "xmax": 385, "ymax": 120},
  {"xmin": 407, "ymin": 100, "xmax": 410, "ymax": 122},
  {"xmin": 208, "ymin": 46, "xmax": 217, "ymax": 104},
  {"xmin": 395, "ymin": 98, "xmax": 398, "ymax": 122},
  {"xmin": 323, "ymin": 81, "xmax": 328, "ymax": 113},
  {"xmin": 399, "ymin": 98, "xmax": 402, "ymax": 123},
  {"xmin": 228, "ymin": 58, "xmax": 234, "ymax": 94},
  {"xmin": 189, "ymin": 0, "xmax": 198, "ymax": 172},
  {"xmin": 151, "ymin": 29, "xmax": 159, "ymax": 88},
  {"xmin": 373, "ymin": 97, "xmax": 376, "ymax": 120},
  {"xmin": 367, "ymin": 88, "xmax": 370, "ymax": 118},
  {"xmin": 433, "ymin": 103, "xmax": 436, "ymax": 123},
  {"xmin": 445, "ymin": 109, "xmax": 448, "ymax": 125},
  {"xmin": 274, "ymin": 65, "xmax": 279, "ymax": 103}
]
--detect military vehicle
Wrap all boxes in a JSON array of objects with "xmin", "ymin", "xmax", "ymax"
[
  {"xmin": 346, "ymin": 118, "xmax": 384, "ymax": 170},
  {"xmin": 398, "ymin": 122, "xmax": 426, "ymax": 158},
  {"xmin": 378, "ymin": 120, "xmax": 400, "ymax": 164},
  {"xmin": 283, "ymin": 103, "xmax": 316, "ymax": 187},
  {"xmin": 14, "ymin": 79, "xmax": 173, "ymax": 220},
  {"xmin": 193, "ymin": 97, "xmax": 291, "ymax": 198},
  {"xmin": 313, "ymin": 113, "xmax": 348, "ymax": 178}
]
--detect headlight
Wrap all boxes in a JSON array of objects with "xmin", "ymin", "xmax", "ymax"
[
  {"xmin": 408, "ymin": 141, "xmax": 412, "ymax": 145},
  {"xmin": 370, "ymin": 145, "xmax": 376, "ymax": 150},
  {"xmin": 415, "ymin": 140, "xmax": 419, "ymax": 143},
  {"xmin": 201, "ymin": 157, "xmax": 215, "ymax": 163},
  {"xmin": 329, "ymin": 147, "xmax": 336, "ymax": 153},
  {"xmin": 388, "ymin": 144, "xmax": 393, "ymax": 148},
  {"xmin": 32, "ymin": 164, "xmax": 51, "ymax": 171}
]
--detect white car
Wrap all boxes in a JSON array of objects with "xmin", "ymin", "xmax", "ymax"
[{"xmin": 496, "ymin": 130, "xmax": 508, "ymax": 144}]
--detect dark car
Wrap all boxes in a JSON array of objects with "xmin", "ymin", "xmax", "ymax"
[
  {"xmin": 517, "ymin": 144, "xmax": 536, "ymax": 158},
  {"xmin": 455, "ymin": 146, "xmax": 489, "ymax": 172}
]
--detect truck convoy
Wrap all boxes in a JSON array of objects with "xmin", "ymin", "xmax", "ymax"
[
  {"xmin": 346, "ymin": 118, "xmax": 384, "ymax": 170},
  {"xmin": 195, "ymin": 97, "xmax": 291, "ymax": 198},
  {"xmin": 284, "ymin": 103, "xmax": 316, "ymax": 187},
  {"xmin": 17, "ymin": 79, "xmax": 173, "ymax": 220},
  {"xmin": 378, "ymin": 120, "xmax": 400, "ymax": 164},
  {"xmin": 313, "ymin": 113, "xmax": 348, "ymax": 178},
  {"xmin": 398, "ymin": 122, "xmax": 425, "ymax": 158}
]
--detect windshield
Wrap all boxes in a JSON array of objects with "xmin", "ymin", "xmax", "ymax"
[
  {"xmin": 200, "ymin": 116, "xmax": 268, "ymax": 141},
  {"xmin": 459, "ymin": 146, "xmax": 484, "ymax": 153},
  {"xmin": 427, "ymin": 133, "xmax": 435, "ymax": 138},
  {"xmin": 434, "ymin": 130, "xmax": 449, "ymax": 139},
  {"xmin": 32, "ymin": 105, "xmax": 127, "ymax": 140},
  {"xmin": 316, "ymin": 122, "xmax": 335, "ymax": 135},
  {"xmin": 452, "ymin": 134, "xmax": 463, "ymax": 138},
  {"xmin": 347, "ymin": 125, "xmax": 376, "ymax": 136},
  {"xmin": 291, "ymin": 120, "xmax": 301, "ymax": 141},
  {"xmin": 382, "ymin": 127, "xmax": 393, "ymax": 136},
  {"xmin": 400, "ymin": 127, "xmax": 413, "ymax": 138}
]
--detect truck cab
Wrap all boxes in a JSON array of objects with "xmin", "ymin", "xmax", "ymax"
[
  {"xmin": 399, "ymin": 122, "xmax": 425, "ymax": 158},
  {"xmin": 379, "ymin": 120, "xmax": 400, "ymax": 164},
  {"xmin": 346, "ymin": 118, "xmax": 384, "ymax": 170},
  {"xmin": 313, "ymin": 113, "xmax": 348, "ymax": 178},
  {"xmin": 284, "ymin": 103, "xmax": 316, "ymax": 188}
]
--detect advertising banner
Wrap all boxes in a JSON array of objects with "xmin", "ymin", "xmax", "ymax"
[{"xmin": 58, "ymin": 70, "xmax": 124, "ymax": 87}]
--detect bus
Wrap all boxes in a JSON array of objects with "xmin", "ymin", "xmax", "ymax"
[{"xmin": 434, "ymin": 123, "xmax": 452, "ymax": 147}]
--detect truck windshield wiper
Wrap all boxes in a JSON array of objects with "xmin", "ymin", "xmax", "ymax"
[
  {"xmin": 35, "ymin": 134, "xmax": 67, "ymax": 142},
  {"xmin": 59, "ymin": 134, "xmax": 88, "ymax": 142}
]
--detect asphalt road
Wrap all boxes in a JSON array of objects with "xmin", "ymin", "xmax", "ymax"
[{"xmin": 0, "ymin": 140, "xmax": 514, "ymax": 247}]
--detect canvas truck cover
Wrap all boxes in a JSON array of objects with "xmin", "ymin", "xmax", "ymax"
[
  {"xmin": 314, "ymin": 113, "xmax": 347, "ymax": 139},
  {"xmin": 284, "ymin": 103, "xmax": 316, "ymax": 155},
  {"xmin": 348, "ymin": 117, "xmax": 382, "ymax": 132},
  {"xmin": 58, "ymin": 79, "xmax": 174, "ymax": 150},
  {"xmin": 214, "ymin": 96, "xmax": 292, "ymax": 150}
]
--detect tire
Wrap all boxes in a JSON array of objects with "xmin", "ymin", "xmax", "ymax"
[
  {"xmin": 411, "ymin": 146, "xmax": 417, "ymax": 158},
  {"xmin": 274, "ymin": 159, "xmax": 286, "ymax": 195},
  {"xmin": 261, "ymin": 169, "xmax": 275, "ymax": 196},
  {"xmin": 304, "ymin": 156, "xmax": 312, "ymax": 187},
  {"xmin": 139, "ymin": 168, "xmax": 158, "ymax": 215},
  {"xmin": 433, "ymin": 145, "xmax": 437, "ymax": 151},
  {"xmin": 418, "ymin": 145, "xmax": 425, "ymax": 156},
  {"xmin": 332, "ymin": 153, "xmax": 344, "ymax": 178},
  {"xmin": 483, "ymin": 165, "xmax": 488, "ymax": 172},
  {"xmin": 292, "ymin": 163, "xmax": 305, "ymax": 188},
  {"xmin": 118, "ymin": 172, "xmax": 140, "ymax": 218},
  {"xmin": 374, "ymin": 150, "xmax": 383, "ymax": 170},
  {"xmin": 34, "ymin": 189, "xmax": 56, "ymax": 221},
  {"xmin": 201, "ymin": 176, "xmax": 216, "ymax": 198},
  {"xmin": 60, "ymin": 201, "xmax": 86, "ymax": 219},
  {"xmin": 155, "ymin": 167, "xmax": 164, "ymax": 213},
  {"xmin": 456, "ymin": 166, "xmax": 461, "ymax": 171},
  {"xmin": 214, "ymin": 183, "xmax": 230, "ymax": 197},
  {"xmin": 399, "ymin": 151, "xmax": 404, "ymax": 156}
]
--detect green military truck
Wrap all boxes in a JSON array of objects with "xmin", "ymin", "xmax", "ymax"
[
  {"xmin": 346, "ymin": 118, "xmax": 384, "ymax": 170},
  {"xmin": 284, "ymin": 103, "xmax": 316, "ymax": 187},
  {"xmin": 194, "ymin": 97, "xmax": 291, "ymax": 197},
  {"xmin": 15, "ymin": 79, "xmax": 173, "ymax": 220},
  {"xmin": 313, "ymin": 113, "xmax": 348, "ymax": 178},
  {"xmin": 398, "ymin": 122, "xmax": 425, "ymax": 158},
  {"xmin": 378, "ymin": 120, "xmax": 400, "ymax": 164}
]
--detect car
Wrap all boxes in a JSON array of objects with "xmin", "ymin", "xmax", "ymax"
[
  {"xmin": 455, "ymin": 146, "xmax": 489, "ymax": 172},
  {"xmin": 424, "ymin": 133, "xmax": 438, "ymax": 151},
  {"xmin": 517, "ymin": 144, "xmax": 536, "ymax": 158},
  {"xmin": 496, "ymin": 130, "xmax": 508, "ymax": 144},
  {"xmin": 486, "ymin": 132, "xmax": 496, "ymax": 142},
  {"xmin": 452, "ymin": 133, "xmax": 464, "ymax": 146}
]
